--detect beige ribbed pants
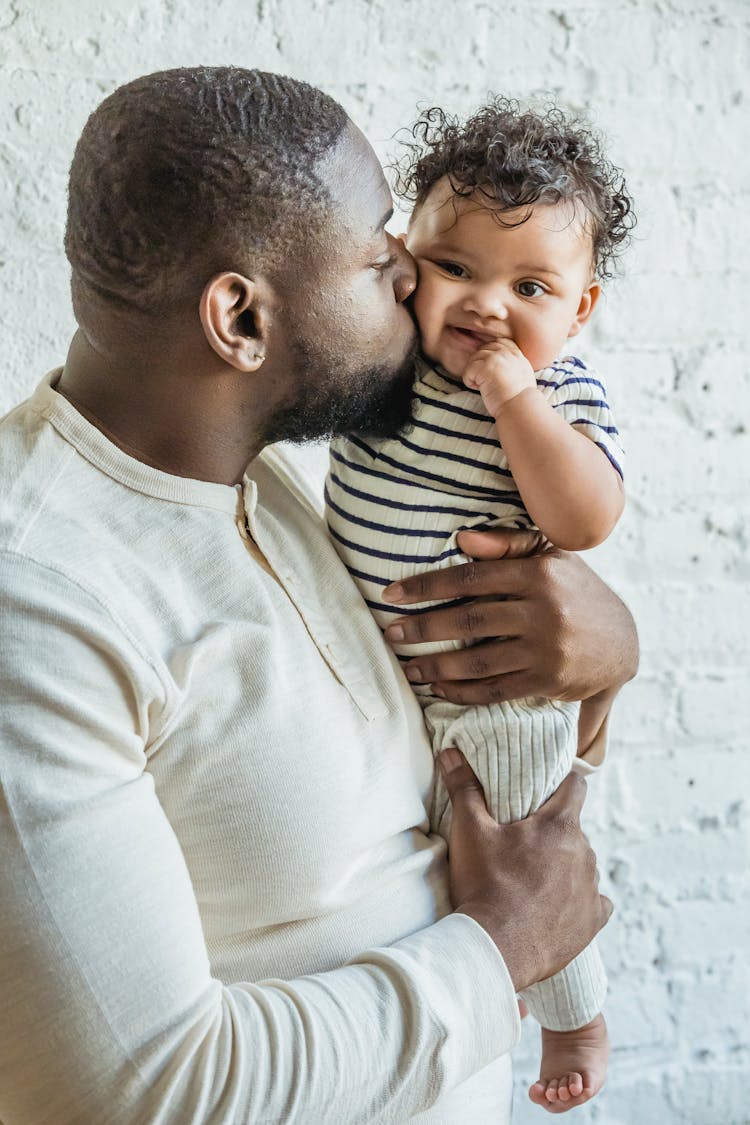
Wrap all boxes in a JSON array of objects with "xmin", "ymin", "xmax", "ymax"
[{"xmin": 425, "ymin": 695, "xmax": 607, "ymax": 1032}]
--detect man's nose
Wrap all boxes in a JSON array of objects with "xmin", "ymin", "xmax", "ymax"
[
  {"xmin": 391, "ymin": 237, "xmax": 417, "ymax": 304},
  {"xmin": 463, "ymin": 284, "xmax": 509, "ymax": 320}
]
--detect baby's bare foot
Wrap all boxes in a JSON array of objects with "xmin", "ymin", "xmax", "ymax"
[{"xmin": 528, "ymin": 1012, "xmax": 609, "ymax": 1114}]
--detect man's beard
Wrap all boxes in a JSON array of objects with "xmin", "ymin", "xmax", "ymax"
[{"xmin": 259, "ymin": 328, "xmax": 419, "ymax": 447}]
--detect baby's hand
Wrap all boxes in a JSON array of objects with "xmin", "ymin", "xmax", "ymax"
[
  {"xmin": 529, "ymin": 1012, "xmax": 609, "ymax": 1113},
  {"xmin": 462, "ymin": 339, "xmax": 536, "ymax": 417}
]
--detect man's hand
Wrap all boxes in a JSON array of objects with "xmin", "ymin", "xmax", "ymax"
[
  {"xmin": 439, "ymin": 748, "xmax": 612, "ymax": 991},
  {"xmin": 382, "ymin": 529, "xmax": 638, "ymax": 706}
]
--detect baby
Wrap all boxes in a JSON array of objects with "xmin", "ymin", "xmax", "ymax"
[{"xmin": 326, "ymin": 99, "xmax": 634, "ymax": 1112}]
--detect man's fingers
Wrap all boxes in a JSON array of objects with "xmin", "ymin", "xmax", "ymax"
[
  {"xmin": 382, "ymin": 554, "xmax": 550, "ymax": 606},
  {"xmin": 405, "ymin": 637, "xmax": 530, "ymax": 689},
  {"xmin": 456, "ymin": 528, "xmax": 547, "ymax": 561},
  {"xmin": 438, "ymin": 749, "xmax": 490, "ymax": 819},
  {"xmin": 384, "ymin": 600, "xmax": 527, "ymax": 648},
  {"xmin": 430, "ymin": 668, "xmax": 537, "ymax": 706},
  {"xmin": 538, "ymin": 771, "xmax": 588, "ymax": 822}
]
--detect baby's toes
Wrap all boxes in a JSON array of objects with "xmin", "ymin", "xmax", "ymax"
[
  {"xmin": 528, "ymin": 1080, "xmax": 549, "ymax": 1107},
  {"xmin": 545, "ymin": 1078, "xmax": 560, "ymax": 1104},
  {"xmin": 567, "ymin": 1072, "xmax": 584, "ymax": 1099},
  {"xmin": 556, "ymin": 1076, "xmax": 571, "ymax": 1104}
]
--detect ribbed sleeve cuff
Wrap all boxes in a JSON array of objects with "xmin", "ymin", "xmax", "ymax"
[{"xmin": 520, "ymin": 939, "xmax": 607, "ymax": 1032}]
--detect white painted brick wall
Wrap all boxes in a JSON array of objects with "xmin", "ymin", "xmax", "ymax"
[{"xmin": 2, "ymin": 2, "xmax": 748, "ymax": 1122}]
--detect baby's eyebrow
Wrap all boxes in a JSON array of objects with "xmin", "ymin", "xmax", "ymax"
[{"xmin": 515, "ymin": 264, "xmax": 563, "ymax": 278}]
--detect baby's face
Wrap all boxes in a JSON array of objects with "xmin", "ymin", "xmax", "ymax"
[{"xmin": 405, "ymin": 176, "xmax": 600, "ymax": 376}]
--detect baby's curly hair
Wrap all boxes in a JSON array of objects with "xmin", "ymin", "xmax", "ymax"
[{"xmin": 393, "ymin": 97, "xmax": 635, "ymax": 281}]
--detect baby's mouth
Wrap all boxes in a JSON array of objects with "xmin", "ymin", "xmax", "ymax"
[{"xmin": 447, "ymin": 325, "xmax": 499, "ymax": 347}]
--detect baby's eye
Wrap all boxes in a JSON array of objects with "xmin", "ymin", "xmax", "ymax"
[
  {"xmin": 517, "ymin": 280, "xmax": 546, "ymax": 298},
  {"xmin": 436, "ymin": 261, "xmax": 467, "ymax": 278}
]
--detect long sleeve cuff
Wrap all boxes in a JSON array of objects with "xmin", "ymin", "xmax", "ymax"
[{"xmin": 352, "ymin": 912, "xmax": 522, "ymax": 1089}]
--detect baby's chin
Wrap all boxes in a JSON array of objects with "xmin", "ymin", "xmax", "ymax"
[{"xmin": 419, "ymin": 347, "xmax": 469, "ymax": 380}]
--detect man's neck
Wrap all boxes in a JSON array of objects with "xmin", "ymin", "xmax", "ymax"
[{"xmin": 57, "ymin": 329, "xmax": 265, "ymax": 485}]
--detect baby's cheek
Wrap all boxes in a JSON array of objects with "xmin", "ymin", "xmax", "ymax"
[{"xmin": 410, "ymin": 283, "xmax": 434, "ymax": 339}]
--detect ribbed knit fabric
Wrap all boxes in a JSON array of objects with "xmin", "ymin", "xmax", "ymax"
[
  {"xmin": 425, "ymin": 698, "xmax": 578, "ymax": 836},
  {"xmin": 425, "ymin": 697, "xmax": 607, "ymax": 1030},
  {"xmin": 326, "ymin": 352, "xmax": 621, "ymax": 1033}
]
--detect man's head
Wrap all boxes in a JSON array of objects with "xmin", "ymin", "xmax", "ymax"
[
  {"xmin": 395, "ymin": 98, "xmax": 635, "ymax": 374},
  {"xmin": 66, "ymin": 67, "xmax": 350, "ymax": 316},
  {"xmin": 65, "ymin": 67, "xmax": 417, "ymax": 446}
]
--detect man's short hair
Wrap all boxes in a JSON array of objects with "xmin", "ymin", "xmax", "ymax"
[
  {"xmin": 65, "ymin": 67, "xmax": 349, "ymax": 315},
  {"xmin": 394, "ymin": 97, "xmax": 635, "ymax": 281}
]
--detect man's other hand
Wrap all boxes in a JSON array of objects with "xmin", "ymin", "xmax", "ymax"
[{"xmin": 439, "ymin": 748, "xmax": 612, "ymax": 991}]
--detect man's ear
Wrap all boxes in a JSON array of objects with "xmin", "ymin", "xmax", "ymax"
[
  {"xmin": 566, "ymin": 282, "xmax": 601, "ymax": 339},
  {"xmin": 199, "ymin": 272, "xmax": 272, "ymax": 372}
]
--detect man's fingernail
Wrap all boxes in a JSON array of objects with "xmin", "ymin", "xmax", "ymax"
[
  {"xmin": 439, "ymin": 749, "xmax": 462, "ymax": 774},
  {"xmin": 385, "ymin": 623, "xmax": 405, "ymax": 642},
  {"xmin": 433, "ymin": 685, "xmax": 446, "ymax": 698},
  {"xmin": 405, "ymin": 664, "xmax": 423, "ymax": 682},
  {"xmin": 383, "ymin": 583, "xmax": 404, "ymax": 603}
]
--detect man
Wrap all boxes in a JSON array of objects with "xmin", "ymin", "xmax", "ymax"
[{"xmin": 0, "ymin": 68, "xmax": 636, "ymax": 1123}]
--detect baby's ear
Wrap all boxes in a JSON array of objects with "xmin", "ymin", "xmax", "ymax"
[{"xmin": 567, "ymin": 282, "xmax": 601, "ymax": 339}]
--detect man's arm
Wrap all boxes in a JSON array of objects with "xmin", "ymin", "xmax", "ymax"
[
  {"xmin": 0, "ymin": 551, "xmax": 607, "ymax": 1124},
  {"xmin": 382, "ymin": 530, "xmax": 638, "ymax": 753}
]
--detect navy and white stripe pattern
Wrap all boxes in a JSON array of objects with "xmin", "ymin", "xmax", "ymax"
[
  {"xmin": 326, "ymin": 353, "xmax": 624, "ymax": 684},
  {"xmin": 326, "ymin": 353, "xmax": 616, "ymax": 1032}
]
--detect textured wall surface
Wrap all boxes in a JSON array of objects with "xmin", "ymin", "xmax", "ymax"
[{"xmin": 2, "ymin": 2, "xmax": 749, "ymax": 1122}]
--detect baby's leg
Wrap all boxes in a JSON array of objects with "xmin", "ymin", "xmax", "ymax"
[
  {"xmin": 529, "ymin": 1013, "xmax": 610, "ymax": 1113},
  {"xmin": 426, "ymin": 697, "xmax": 609, "ymax": 1111},
  {"xmin": 425, "ymin": 696, "xmax": 577, "ymax": 835}
]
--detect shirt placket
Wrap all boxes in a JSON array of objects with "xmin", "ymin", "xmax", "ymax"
[{"xmin": 241, "ymin": 475, "xmax": 388, "ymax": 722}]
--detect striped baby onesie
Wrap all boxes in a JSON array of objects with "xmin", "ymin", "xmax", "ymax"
[{"xmin": 326, "ymin": 353, "xmax": 624, "ymax": 1032}]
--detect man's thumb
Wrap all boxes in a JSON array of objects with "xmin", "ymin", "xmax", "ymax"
[{"xmin": 438, "ymin": 749, "xmax": 489, "ymax": 817}]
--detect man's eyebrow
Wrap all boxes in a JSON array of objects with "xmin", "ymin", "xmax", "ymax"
[{"xmin": 376, "ymin": 207, "xmax": 394, "ymax": 232}]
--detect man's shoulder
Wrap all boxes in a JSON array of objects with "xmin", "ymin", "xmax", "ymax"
[
  {"xmin": 0, "ymin": 380, "xmax": 72, "ymax": 552},
  {"xmin": 0, "ymin": 382, "xmax": 163, "ymax": 636}
]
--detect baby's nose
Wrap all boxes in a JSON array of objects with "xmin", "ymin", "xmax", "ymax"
[{"xmin": 465, "ymin": 285, "xmax": 509, "ymax": 319}]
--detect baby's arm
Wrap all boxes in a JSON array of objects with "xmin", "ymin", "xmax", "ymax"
[{"xmin": 463, "ymin": 341, "xmax": 624, "ymax": 551}]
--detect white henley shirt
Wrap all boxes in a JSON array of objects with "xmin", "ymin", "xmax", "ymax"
[{"xmin": 0, "ymin": 372, "xmax": 522, "ymax": 1125}]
